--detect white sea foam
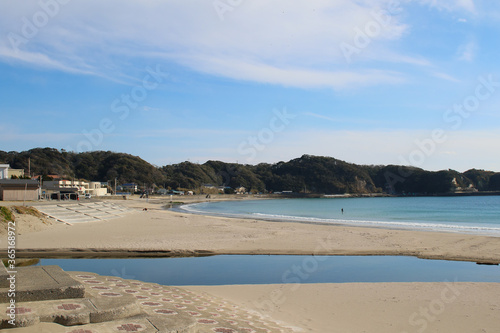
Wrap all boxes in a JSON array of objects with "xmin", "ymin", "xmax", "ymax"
[
  {"xmin": 251, "ymin": 212, "xmax": 500, "ymax": 234},
  {"xmin": 179, "ymin": 203, "xmax": 206, "ymax": 213},
  {"xmin": 175, "ymin": 200, "xmax": 500, "ymax": 236}
]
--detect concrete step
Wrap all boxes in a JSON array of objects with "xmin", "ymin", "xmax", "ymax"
[
  {"xmin": 34, "ymin": 208, "xmax": 71, "ymax": 214},
  {"xmin": 0, "ymin": 296, "xmax": 143, "ymax": 329},
  {"xmin": 85, "ymin": 210, "xmax": 114, "ymax": 215},
  {"xmin": 1, "ymin": 269, "xmax": 294, "ymax": 332},
  {"xmin": 44, "ymin": 212, "xmax": 82, "ymax": 218},
  {"xmin": 0, "ymin": 266, "xmax": 85, "ymax": 303},
  {"xmin": 63, "ymin": 217, "xmax": 101, "ymax": 223},
  {"xmin": 33, "ymin": 202, "xmax": 136, "ymax": 224},
  {"xmin": 57, "ymin": 204, "xmax": 81, "ymax": 208}
]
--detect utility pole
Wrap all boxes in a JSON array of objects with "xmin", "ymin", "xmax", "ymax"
[
  {"xmin": 114, "ymin": 178, "xmax": 117, "ymax": 196},
  {"xmin": 23, "ymin": 183, "xmax": 27, "ymax": 206}
]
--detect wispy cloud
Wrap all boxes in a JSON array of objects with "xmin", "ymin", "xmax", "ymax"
[
  {"xmin": 0, "ymin": 129, "xmax": 79, "ymax": 143},
  {"xmin": 0, "ymin": 46, "xmax": 94, "ymax": 76},
  {"xmin": 457, "ymin": 40, "xmax": 476, "ymax": 62},
  {"xmin": 131, "ymin": 128, "xmax": 249, "ymax": 139},
  {"xmin": 303, "ymin": 112, "xmax": 338, "ymax": 122},
  {"xmin": 141, "ymin": 106, "xmax": 162, "ymax": 112},
  {"xmin": 417, "ymin": 0, "xmax": 476, "ymax": 14},
  {"xmin": 178, "ymin": 55, "xmax": 406, "ymax": 89},
  {"xmin": 0, "ymin": 0, "xmax": 416, "ymax": 90},
  {"xmin": 208, "ymin": 128, "xmax": 500, "ymax": 172},
  {"xmin": 430, "ymin": 71, "xmax": 461, "ymax": 82}
]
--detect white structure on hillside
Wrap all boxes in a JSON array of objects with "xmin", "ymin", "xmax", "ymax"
[
  {"xmin": 0, "ymin": 165, "xmax": 8, "ymax": 179},
  {"xmin": 0, "ymin": 164, "xmax": 25, "ymax": 179},
  {"xmin": 43, "ymin": 180, "xmax": 108, "ymax": 196}
]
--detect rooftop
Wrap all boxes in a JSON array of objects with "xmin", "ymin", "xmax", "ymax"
[{"xmin": 0, "ymin": 179, "xmax": 39, "ymax": 185}]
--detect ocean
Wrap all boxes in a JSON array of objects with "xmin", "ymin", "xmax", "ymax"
[{"xmin": 178, "ymin": 196, "xmax": 500, "ymax": 236}]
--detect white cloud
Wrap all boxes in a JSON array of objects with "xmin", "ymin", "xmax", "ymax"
[
  {"xmin": 0, "ymin": 129, "xmax": 79, "ymax": 143},
  {"xmin": 0, "ymin": 0, "xmax": 415, "ymax": 90},
  {"xmin": 177, "ymin": 55, "xmax": 405, "ymax": 89},
  {"xmin": 132, "ymin": 128, "xmax": 249, "ymax": 139},
  {"xmin": 457, "ymin": 40, "xmax": 476, "ymax": 62},
  {"xmin": 0, "ymin": 45, "xmax": 94, "ymax": 75},
  {"xmin": 416, "ymin": 0, "xmax": 476, "ymax": 14},
  {"xmin": 303, "ymin": 112, "xmax": 338, "ymax": 122},
  {"xmin": 258, "ymin": 129, "xmax": 500, "ymax": 172},
  {"xmin": 430, "ymin": 71, "xmax": 461, "ymax": 82},
  {"xmin": 135, "ymin": 127, "xmax": 500, "ymax": 172}
]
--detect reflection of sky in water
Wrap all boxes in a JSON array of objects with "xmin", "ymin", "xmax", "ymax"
[{"xmin": 40, "ymin": 255, "xmax": 500, "ymax": 286}]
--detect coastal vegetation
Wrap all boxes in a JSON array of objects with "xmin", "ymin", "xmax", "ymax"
[
  {"xmin": 0, "ymin": 206, "xmax": 14, "ymax": 223},
  {"xmin": 1, "ymin": 148, "xmax": 499, "ymax": 195}
]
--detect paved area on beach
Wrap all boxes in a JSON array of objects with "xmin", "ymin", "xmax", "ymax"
[
  {"xmin": 0, "ymin": 265, "xmax": 295, "ymax": 332},
  {"xmin": 33, "ymin": 202, "xmax": 137, "ymax": 224}
]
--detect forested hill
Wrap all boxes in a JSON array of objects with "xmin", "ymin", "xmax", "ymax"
[{"xmin": 1, "ymin": 148, "xmax": 499, "ymax": 195}]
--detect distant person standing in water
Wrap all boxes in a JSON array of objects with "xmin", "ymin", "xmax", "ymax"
[{"xmin": 341, "ymin": 208, "xmax": 344, "ymax": 214}]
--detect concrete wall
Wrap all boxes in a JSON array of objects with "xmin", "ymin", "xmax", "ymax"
[
  {"xmin": 0, "ymin": 187, "xmax": 39, "ymax": 201},
  {"xmin": 8, "ymin": 169, "xmax": 25, "ymax": 178},
  {"xmin": 89, "ymin": 188, "xmax": 108, "ymax": 196}
]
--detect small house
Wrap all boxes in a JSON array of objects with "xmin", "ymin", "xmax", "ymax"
[{"xmin": 0, "ymin": 179, "xmax": 40, "ymax": 201}]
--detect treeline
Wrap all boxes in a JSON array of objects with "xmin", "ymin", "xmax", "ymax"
[{"xmin": 1, "ymin": 148, "xmax": 499, "ymax": 195}]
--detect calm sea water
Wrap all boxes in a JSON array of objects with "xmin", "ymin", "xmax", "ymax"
[
  {"xmin": 178, "ymin": 196, "xmax": 500, "ymax": 236},
  {"xmin": 40, "ymin": 256, "xmax": 500, "ymax": 285}
]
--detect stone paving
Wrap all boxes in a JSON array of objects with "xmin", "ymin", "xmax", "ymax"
[{"xmin": 1, "ymin": 268, "xmax": 296, "ymax": 332}]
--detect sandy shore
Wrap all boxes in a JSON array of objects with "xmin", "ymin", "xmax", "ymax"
[
  {"xmin": 2, "ymin": 196, "xmax": 500, "ymax": 332},
  {"xmin": 186, "ymin": 282, "xmax": 500, "ymax": 332},
  {"xmin": 6, "ymin": 196, "xmax": 500, "ymax": 263}
]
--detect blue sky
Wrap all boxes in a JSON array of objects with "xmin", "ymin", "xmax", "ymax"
[{"xmin": 1, "ymin": 0, "xmax": 499, "ymax": 172}]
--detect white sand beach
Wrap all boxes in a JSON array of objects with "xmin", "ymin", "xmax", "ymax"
[
  {"xmin": 10, "ymin": 197, "xmax": 500, "ymax": 263},
  {"xmin": 186, "ymin": 282, "xmax": 500, "ymax": 333},
  {"xmin": 2, "ymin": 196, "xmax": 500, "ymax": 332}
]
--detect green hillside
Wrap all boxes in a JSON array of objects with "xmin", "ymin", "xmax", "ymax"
[{"xmin": 1, "ymin": 148, "xmax": 498, "ymax": 195}]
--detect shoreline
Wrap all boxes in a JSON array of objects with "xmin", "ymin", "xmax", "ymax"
[
  {"xmin": 175, "ymin": 196, "xmax": 500, "ymax": 239},
  {"xmin": 10, "ymin": 237, "xmax": 500, "ymax": 264},
  {"xmin": 4, "ymin": 196, "xmax": 500, "ymax": 332},
  {"xmin": 1, "ymin": 196, "xmax": 499, "ymax": 263},
  {"xmin": 175, "ymin": 203, "xmax": 500, "ymax": 239},
  {"xmin": 11, "ymin": 249, "xmax": 500, "ymax": 264}
]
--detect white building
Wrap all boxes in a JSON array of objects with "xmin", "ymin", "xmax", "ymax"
[
  {"xmin": 43, "ymin": 180, "xmax": 108, "ymax": 196},
  {"xmin": 88, "ymin": 181, "xmax": 108, "ymax": 196},
  {"xmin": 0, "ymin": 164, "xmax": 25, "ymax": 179},
  {"xmin": 0, "ymin": 164, "xmax": 8, "ymax": 179}
]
